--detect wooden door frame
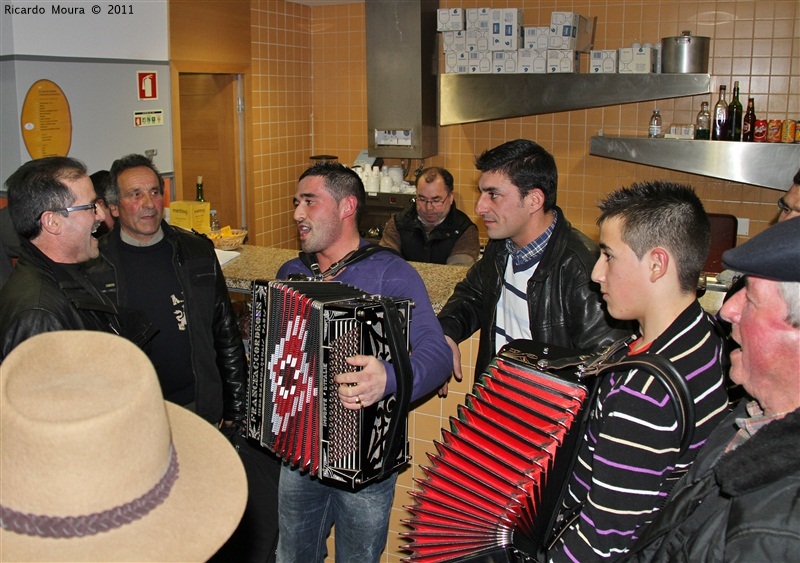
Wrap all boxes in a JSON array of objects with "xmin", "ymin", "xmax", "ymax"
[{"xmin": 170, "ymin": 61, "xmax": 254, "ymax": 231}]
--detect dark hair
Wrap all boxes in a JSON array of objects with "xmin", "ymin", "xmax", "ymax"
[
  {"xmin": 299, "ymin": 162, "xmax": 366, "ymax": 223},
  {"xmin": 89, "ymin": 170, "xmax": 111, "ymax": 201},
  {"xmin": 475, "ymin": 139, "xmax": 558, "ymax": 210},
  {"xmin": 793, "ymin": 167, "xmax": 800, "ymax": 186},
  {"xmin": 5, "ymin": 156, "xmax": 87, "ymax": 240},
  {"xmin": 107, "ymin": 154, "xmax": 164, "ymax": 206},
  {"xmin": 597, "ymin": 181, "xmax": 711, "ymax": 293},
  {"xmin": 419, "ymin": 167, "xmax": 454, "ymax": 193}
]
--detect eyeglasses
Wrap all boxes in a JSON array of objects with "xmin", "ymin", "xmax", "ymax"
[
  {"xmin": 777, "ymin": 197, "xmax": 794, "ymax": 214},
  {"xmin": 53, "ymin": 202, "xmax": 98, "ymax": 215},
  {"xmin": 417, "ymin": 195, "xmax": 450, "ymax": 208}
]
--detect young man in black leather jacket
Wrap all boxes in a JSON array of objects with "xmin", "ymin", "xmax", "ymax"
[{"xmin": 437, "ymin": 139, "xmax": 630, "ymax": 392}]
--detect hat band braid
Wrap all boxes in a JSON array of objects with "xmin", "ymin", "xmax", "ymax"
[{"xmin": 0, "ymin": 444, "xmax": 179, "ymax": 538}]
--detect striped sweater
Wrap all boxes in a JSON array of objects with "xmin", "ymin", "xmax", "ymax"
[{"xmin": 549, "ymin": 300, "xmax": 729, "ymax": 562}]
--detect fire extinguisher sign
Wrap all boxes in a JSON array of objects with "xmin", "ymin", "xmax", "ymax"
[{"xmin": 137, "ymin": 71, "xmax": 158, "ymax": 101}]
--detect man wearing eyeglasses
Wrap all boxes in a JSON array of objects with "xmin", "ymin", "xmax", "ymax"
[
  {"xmin": 379, "ymin": 167, "xmax": 479, "ymax": 266},
  {"xmin": 0, "ymin": 157, "xmax": 136, "ymax": 360},
  {"xmin": 777, "ymin": 168, "xmax": 800, "ymax": 222}
]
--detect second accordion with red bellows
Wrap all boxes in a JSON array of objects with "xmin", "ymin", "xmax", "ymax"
[
  {"xmin": 247, "ymin": 280, "xmax": 413, "ymax": 489},
  {"xmin": 402, "ymin": 340, "xmax": 603, "ymax": 563},
  {"xmin": 402, "ymin": 338, "xmax": 695, "ymax": 563}
]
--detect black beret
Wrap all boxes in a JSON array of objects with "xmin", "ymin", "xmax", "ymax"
[{"xmin": 722, "ymin": 216, "xmax": 800, "ymax": 282}]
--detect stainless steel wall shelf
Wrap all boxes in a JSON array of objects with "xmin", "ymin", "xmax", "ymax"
[
  {"xmin": 440, "ymin": 73, "xmax": 710, "ymax": 126},
  {"xmin": 590, "ymin": 136, "xmax": 800, "ymax": 191}
]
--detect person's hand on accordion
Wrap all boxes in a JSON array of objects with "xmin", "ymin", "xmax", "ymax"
[{"xmin": 335, "ymin": 355, "xmax": 388, "ymax": 409}]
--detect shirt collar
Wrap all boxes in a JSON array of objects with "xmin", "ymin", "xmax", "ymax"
[
  {"xmin": 505, "ymin": 209, "xmax": 557, "ymax": 267},
  {"xmin": 120, "ymin": 226, "xmax": 164, "ymax": 247}
]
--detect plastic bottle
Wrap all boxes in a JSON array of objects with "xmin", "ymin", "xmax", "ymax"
[
  {"xmin": 648, "ymin": 109, "xmax": 663, "ymax": 138},
  {"xmin": 694, "ymin": 102, "xmax": 711, "ymax": 140},
  {"xmin": 210, "ymin": 210, "xmax": 221, "ymax": 232}
]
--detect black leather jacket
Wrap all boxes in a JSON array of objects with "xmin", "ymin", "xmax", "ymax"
[
  {"xmin": 0, "ymin": 240, "xmax": 134, "ymax": 360},
  {"xmin": 623, "ymin": 404, "xmax": 800, "ymax": 562},
  {"xmin": 90, "ymin": 222, "xmax": 246, "ymax": 424},
  {"xmin": 394, "ymin": 203, "xmax": 478, "ymax": 264},
  {"xmin": 438, "ymin": 207, "xmax": 631, "ymax": 375}
]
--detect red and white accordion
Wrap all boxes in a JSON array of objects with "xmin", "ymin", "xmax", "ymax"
[{"xmin": 247, "ymin": 280, "xmax": 413, "ymax": 488}]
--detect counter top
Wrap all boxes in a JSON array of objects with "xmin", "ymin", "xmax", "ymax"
[{"xmin": 221, "ymin": 244, "xmax": 469, "ymax": 312}]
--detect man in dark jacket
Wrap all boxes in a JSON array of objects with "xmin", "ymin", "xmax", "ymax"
[
  {"xmin": 92, "ymin": 154, "xmax": 245, "ymax": 425},
  {"xmin": 0, "ymin": 157, "xmax": 135, "ymax": 360},
  {"xmin": 623, "ymin": 216, "xmax": 800, "ymax": 562},
  {"xmin": 437, "ymin": 140, "xmax": 629, "ymax": 389},
  {"xmin": 90, "ymin": 154, "xmax": 276, "ymax": 562},
  {"xmin": 379, "ymin": 167, "xmax": 479, "ymax": 266}
]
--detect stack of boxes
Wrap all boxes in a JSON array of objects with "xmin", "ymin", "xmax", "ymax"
[
  {"xmin": 439, "ymin": 8, "xmax": 595, "ymax": 75},
  {"xmin": 439, "ymin": 7, "xmax": 659, "ymax": 75}
]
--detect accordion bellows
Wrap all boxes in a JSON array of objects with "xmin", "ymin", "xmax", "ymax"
[
  {"xmin": 247, "ymin": 280, "xmax": 412, "ymax": 488},
  {"xmin": 402, "ymin": 343, "xmax": 596, "ymax": 562}
]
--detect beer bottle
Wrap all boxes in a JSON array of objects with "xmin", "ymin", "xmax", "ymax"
[
  {"xmin": 712, "ymin": 85, "xmax": 728, "ymax": 140},
  {"xmin": 195, "ymin": 176, "xmax": 205, "ymax": 202},
  {"xmin": 727, "ymin": 81, "xmax": 743, "ymax": 141},
  {"xmin": 742, "ymin": 98, "xmax": 757, "ymax": 142}
]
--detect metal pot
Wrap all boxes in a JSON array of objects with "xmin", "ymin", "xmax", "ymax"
[{"xmin": 660, "ymin": 31, "xmax": 710, "ymax": 73}]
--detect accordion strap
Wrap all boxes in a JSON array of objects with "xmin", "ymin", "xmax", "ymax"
[
  {"xmin": 375, "ymin": 296, "xmax": 413, "ymax": 481},
  {"xmin": 299, "ymin": 244, "xmax": 399, "ymax": 280}
]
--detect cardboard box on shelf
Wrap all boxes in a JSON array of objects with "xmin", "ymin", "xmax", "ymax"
[
  {"xmin": 618, "ymin": 46, "xmax": 656, "ymax": 73},
  {"xmin": 492, "ymin": 50, "xmax": 518, "ymax": 73},
  {"xmin": 442, "ymin": 30, "xmax": 466, "ymax": 52},
  {"xmin": 466, "ymin": 29, "xmax": 489, "ymax": 52},
  {"xmin": 468, "ymin": 50, "xmax": 492, "ymax": 74},
  {"xmin": 547, "ymin": 49, "xmax": 580, "ymax": 73},
  {"xmin": 466, "ymin": 7, "xmax": 491, "ymax": 31},
  {"xmin": 549, "ymin": 12, "xmax": 595, "ymax": 52},
  {"xmin": 490, "ymin": 8, "xmax": 523, "ymax": 51},
  {"xmin": 170, "ymin": 201, "xmax": 210, "ymax": 233},
  {"xmin": 523, "ymin": 27, "xmax": 550, "ymax": 50},
  {"xmin": 444, "ymin": 51, "xmax": 468, "ymax": 74},
  {"xmin": 437, "ymin": 8, "xmax": 464, "ymax": 31},
  {"xmin": 518, "ymin": 49, "xmax": 547, "ymax": 73},
  {"xmin": 590, "ymin": 50, "xmax": 618, "ymax": 73}
]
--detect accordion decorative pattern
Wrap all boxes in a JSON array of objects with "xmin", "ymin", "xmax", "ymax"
[{"xmin": 247, "ymin": 280, "xmax": 412, "ymax": 488}]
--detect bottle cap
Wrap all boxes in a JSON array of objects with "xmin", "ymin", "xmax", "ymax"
[{"xmin": 197, "ymin": 176, "xmax": 203, "ymax": 184}]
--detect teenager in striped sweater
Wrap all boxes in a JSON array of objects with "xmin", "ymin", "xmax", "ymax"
[{"xmin": 548, "ymin": 181, "xmax": 730, "ymax": 562}]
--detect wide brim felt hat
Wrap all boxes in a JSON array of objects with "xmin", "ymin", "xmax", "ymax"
[{"xmin": 0, "ymin": 331, "xmax": 247, "ymax": 562}]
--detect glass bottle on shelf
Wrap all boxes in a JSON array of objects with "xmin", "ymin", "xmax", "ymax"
[
  {"xmin": 727, "ymin": 81, "xmax": 743, "ymax": 141},
  {"xmin": 648, "ymin": 109, "xmax": 663, "ymax": 138},
  {"xmin": 742, "ymin": 98, "xmax": 757, "ymax": 142},
  {"xmin": 694, "ymin": 102, "xmax": 711, "ymax": 140},
  {"xmin": 712, "ymin": 85, "xmax": 728, "ymax": 140},
  {"xmin": 195, "ymin": 176, "xmax": 205, "ymax": 202}
]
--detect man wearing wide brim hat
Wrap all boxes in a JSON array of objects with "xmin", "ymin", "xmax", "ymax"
[
  {"xmin": 0, "ymin": 331, "xmax": 247, "ymax": 562},
  {"xmin": 624, "ymin": 216, "xmax": 800, "ymax": 561}
]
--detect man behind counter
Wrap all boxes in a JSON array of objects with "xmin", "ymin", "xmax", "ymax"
[{"xmin": 379, "ymin": 166, "xmax": 479, "ymax": 266}]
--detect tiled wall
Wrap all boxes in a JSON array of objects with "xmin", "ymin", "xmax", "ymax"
[{"xmin": 249, "ymin": 1, "xmax": 798, "ymax": 560}]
